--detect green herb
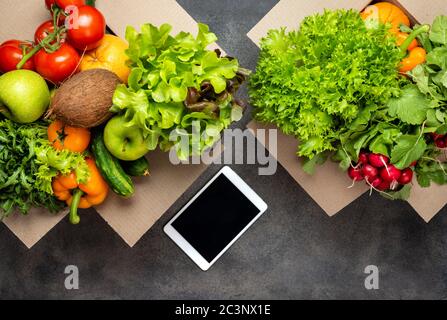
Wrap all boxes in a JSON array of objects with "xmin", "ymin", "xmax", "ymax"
[
  {"xmin": 0, "ymin": 119, "xmax": 89, "ymax": 219},
  {"xmin": 112, "ymin": 23, "xmax": 245, "ymax": 159},
  {"xmin": 401, "ymin": 16, "xmax": 447, "ymax": 187}
]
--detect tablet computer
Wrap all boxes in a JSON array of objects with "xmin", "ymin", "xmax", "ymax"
[{"xmin": 164, "ymin": 166, "xmax": 268, "ymax": 271}]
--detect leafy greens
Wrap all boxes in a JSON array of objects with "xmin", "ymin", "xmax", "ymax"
[
  {"xmin": 249, "ymin": 9, "xmax": 403, "ymax": 160},
  {"xmin": 0, "ymin": 119, "xmax": 89, "ymax": 219},
  {"xmin": 112, "ymin": 23, "xmax": 245, "ymax": 159}
]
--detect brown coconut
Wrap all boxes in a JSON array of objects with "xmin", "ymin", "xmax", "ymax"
[{"xmin": 47, "ymin": 69, "xmax": 122, "ymax": 128}]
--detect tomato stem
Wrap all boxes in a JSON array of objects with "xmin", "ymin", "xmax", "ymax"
[
  {"xmin": 16, "ymin": 8, "xmax": 66, "ymax": 70},
  {"xmin": 69, "ymin": 189, "xmax": 83, "ymax": 225}
]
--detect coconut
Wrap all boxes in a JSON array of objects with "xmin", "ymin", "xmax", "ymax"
[{"xmin": 47, "ymin": 69, "xmax": 122, "ymax": 128}]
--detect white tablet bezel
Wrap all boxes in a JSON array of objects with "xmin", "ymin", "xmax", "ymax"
[{"xmin": 164, "ymin": 166, "xmax": 268, "ymax": 271}]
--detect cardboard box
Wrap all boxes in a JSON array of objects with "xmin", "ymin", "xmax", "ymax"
[
  {"xmin": 247, "ymin": 0, "xmax": 447, "ymax": 222},
  {"xmin": 0, "ymin": 0, "xmax": 219, "ymax": 248}
]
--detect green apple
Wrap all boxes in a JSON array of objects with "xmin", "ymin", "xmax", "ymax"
[
  {"xmin": 0, "ymin": 70, "xmax": 50, "ymax": 123},
  {"xmin": 104, "ymin": 115, "xmax": 149, "ymax": 161}
]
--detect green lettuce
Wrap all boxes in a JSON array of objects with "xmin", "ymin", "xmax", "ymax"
[
  {"xmin": 112, "ymin": 23, "xmax": 244, "ymax": 159},
  {"xmin": 249, "ymin": 9, "xmax": 402, "ymax": 159}
]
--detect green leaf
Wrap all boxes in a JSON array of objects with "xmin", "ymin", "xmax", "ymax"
[
  {"xmin": 381, "ymin": 184, "xmax": 412, "ymax": 200},
  {"xmin": 332, "ymin": 148, "xmax": 352, "ymax": 171},
  {"xmin": 429, "ymin": 15, "xmax": 447, "ymax": 45},
  {"xmin": 390, "ymin": 134, "xmax": 427, "ymax": 170},
  {"xmin": 387, "ymin": 85, "xmax": 433, "ymax": 125},
  {"xmin": 302, "ymin": 152, "xmax": 329, "ymax": 174},
  {"xmin": 426, "ymin": 47, "xmax": 447, "ymax": 69}
]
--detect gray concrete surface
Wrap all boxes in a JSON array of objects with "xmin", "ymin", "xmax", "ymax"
[{"xmin": 1, "ymin": 0, "xmax": 446, "ymax": 299}]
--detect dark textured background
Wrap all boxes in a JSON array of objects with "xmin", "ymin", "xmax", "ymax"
[{"xmin": 1, "ymin": 0, "xmax": 446, "ymax": 300}]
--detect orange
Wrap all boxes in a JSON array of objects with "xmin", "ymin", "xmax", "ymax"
[{"xmin": 80, "ymin": 34, "xmax": 131, "ymax": 83}]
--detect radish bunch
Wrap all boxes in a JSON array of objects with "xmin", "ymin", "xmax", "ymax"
[
  {"xmin": 431, "ymin": 133, "xmax": 447, "ymax": 149},
  {"xmin": 348, "ymin": 151, "xmax": 414, "ymax": 192}
]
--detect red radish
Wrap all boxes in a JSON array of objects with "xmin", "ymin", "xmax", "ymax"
[
  {"xmin": 348, "ymin": 167, "xmax": 363, "ymax": 181},
  {"xmin": 430, "ymin": 132, "xmax": 444, "ymax": 141},
  {"xmin": 398, "ymin": 168, "xmax": 413, "ymax": 185},
  {"xmin": 435, "ymin": 139, "xmax": 446, "ymax": 148},
  {"xmin": 368, "ymin": 153, "xmax": 389, "ymax": 168},
  {"xmin": 358, "ymin": 152, "xmax": 369, "ymax": 165},
  {"xmin": 362, "ymin": 164, "xmax": 378, "ymax": 181},
  {"xmin": 370, "ymin": 177, "xmax": 382, "ymax": 188},
  {"xmin": 410, "ymin": 161, "xmax": 417, "ymax": 167},
  {"xmin": 377, "ymin": 180, "xmax": 391, "ymax": 191},
  {"xmin": 380, "ymin": 165, "xmax": 401, "ymax": 182}
]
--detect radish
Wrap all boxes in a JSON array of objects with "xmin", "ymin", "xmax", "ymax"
[
  {"xmin": 435, "ymin": 138, "xmax": 446, "ymax": 148},
  {"xmin": 368, "ymin": 153, "xmax": 389, "ymax": 168},
  {"xmin": 410, "ymin": 161, "xmax": 417, "ymax": 167},
  {"xmin": 430, "ymin": 132, "xmax": 444, "ymax": 141},
  {"xmin": 398, "ymin": 168, "xmax": 413, "ymax": 185},
  {"xmin": 376, "ymin": 180, "xmax": 391, "ymax": 191},
  {"xmin": 348, "ymin": 167, "xmax": 363, "ymax": 181},
  {"xmin": 362, "ymin": 164, "xmax": 378, "ymax": 181},
  {"xmin": 380, "ymin": 164, "xmax": 401, "ymax": 182},
  {"xmin": 370, "ymin": 177, "xmax": 382, "ymax": 188},
  {"xmin": 358, "ymin": 151, "xmax": 369, "ymax": 165}
]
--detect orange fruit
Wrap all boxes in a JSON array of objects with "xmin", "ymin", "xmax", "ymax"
[{"xmin": 80, "ymin": 34, "xmax": 130, "ymax": 83}]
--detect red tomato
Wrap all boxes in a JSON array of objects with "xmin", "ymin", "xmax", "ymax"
[
  {"xmin": 1, "ymin": 40, "xmax": 23, "ymax": 48},
  {"xmin": 35, "ymin": 20, "xmax": 59, "ymax": 44},
  {"xmin": 67, "ymin": 6, "xmax": 105, "ymax": 51},
  {"xmin": 55, "ymin": 0, "xmax": 85, "ymax": 10},
  {"xmin": 34, "ymin": 43, "xmax": 80, "ymax": 84},
  {"xmin": 45, "ymin": 0, "xmax": 56, "ymax": 9},
  {"xmin": 0, "ymin": 40, "xmax": 34, "ymax": 73}
]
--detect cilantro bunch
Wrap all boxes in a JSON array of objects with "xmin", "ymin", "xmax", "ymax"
[
  {"xmin": 0, "ymin": 119, "xmax": 89, "ymax": 219},
  {"xmin": 249, "ymin": 10, "xmax": 402, "ymax": 159},
  {"xmin": 112, "ymin": 23, "xmax": 246, "ymax": 159}
]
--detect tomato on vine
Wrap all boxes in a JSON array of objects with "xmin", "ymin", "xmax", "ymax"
[
  {"xmin": 0, "ymin": 40, "xmax": 34, "ymax": 73},
  {"xmin": 67, "ymin": 5, "xmax": 105, "ymax": 50},
  {"xmin": 34, "ymin": 43, "xmax": 80, "ymax": 84}
]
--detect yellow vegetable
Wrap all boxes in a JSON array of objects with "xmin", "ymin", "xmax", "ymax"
[{"xmin": 80, "ymin": 34, "xmax": 130, "ymax": 83}]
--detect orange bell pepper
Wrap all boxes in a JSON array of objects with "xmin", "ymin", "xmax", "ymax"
[
  {"xmin": 52, "ymin": 158, "xmax": 109, "ymax": 224},
  {"xmin": 399, "ymin": 47, "xmax": 427, "ymax": 73},
  {"xmin": 398, "ymin": 25, "xmax": 430, "ymax": 73},
  {"xmin": 395, "ymin": 32, "xmax": 418, "ymax": 51}
]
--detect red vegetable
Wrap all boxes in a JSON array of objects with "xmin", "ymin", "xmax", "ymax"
[
  {"xmin": 380, "ymin": 165, "xmax": 401, "ymax": 182},
  {"xmin": 348, "ymin": 167, "xmax": 364, "ymax": 181},
  {"xmin": 34, "ymin": 43, "xmax": 80, "ymax": 84},
  {"xmin": 55, "ymin": 0, "xmax": 85, "ymax": 10},
  {"xmin": 0, "ymin": 40, "xmax": 34, "ymax": 73},
  {"xmin": 34, "ymin": 20, "xmax": 64, "ymax": 45},
  {"xmin": 430, "ymin": 132, "xmax": 444, "ymax": 141},
  {"xmin": 67, "ymin": 5, "xmax": 105, "ymax": 51},
  {"xmin": 435, "ymin": 138, "xmax": 446, "ymax": 148},
  {"xmin": 377, "ymin": 180, "xmax": 391, "ymax": 191},
  {"xmin": 398, "ymin": 168, "xmax": 413, "ymax": 185},
  {"xmin": 368, "ymin": 153, "xmax": 389, "ymax": 168},
  {"xmin": 362, "ymin": 164, "xmax": 378, "ymax": 182},
  {"xmin": 45, "ymin": 0, "xmax": 56, "ymax": 9},
  {"xmin": 370, "ymin": 177, "xmax": 383, "ymax": 188},
  {"xmin": 358, "ymin": 151, "xmax": 369, "ymax": 165}
]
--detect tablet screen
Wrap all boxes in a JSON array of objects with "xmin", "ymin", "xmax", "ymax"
[{"xmin": 171, "ymin": 173, "xmax": 261, "ymax": 262}]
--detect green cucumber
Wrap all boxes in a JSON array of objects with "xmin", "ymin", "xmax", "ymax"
[
  {"xmin": 91, "ymin": 131, "xmax": 135, "ymax": 198},
  {"xmin": 121, "ymin": 157, "xmax": 150, "ymax": 177}
]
